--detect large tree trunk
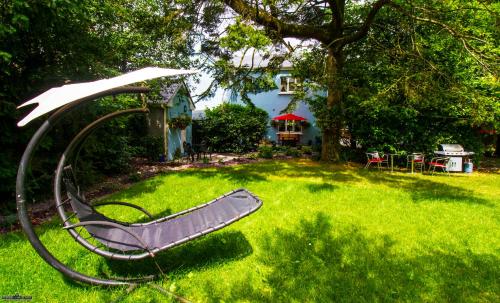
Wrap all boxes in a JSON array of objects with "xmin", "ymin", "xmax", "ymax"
[{"xmin": 321, "ymin": 48, "xmax": 344, "ymax": 161}]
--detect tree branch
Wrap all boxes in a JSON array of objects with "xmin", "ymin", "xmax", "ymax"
[
  {"xmin": 337, "ymin": 0, "xmax": 391, "ymax": 48},
  {"xmin": 331, "ymin": 0, "xmax": 345, "ymax": 31},
  {"xmin": 388, "ymin": 2, "xmax": 496, "ymax": 72},
  {"xmin": 222, "ymin": 0, "xmax": 332, "ymax": 44}
]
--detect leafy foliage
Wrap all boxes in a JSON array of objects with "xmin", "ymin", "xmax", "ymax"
[
  {"xmin": 258, "ymin": 146, "xmax": 274, "ymax": 159},
  {"xmin": 170, "ymin": 114, "xmax": 192, "ymax": 130},
  {"xmin": 191, "ymin": 0, "xmax": 498, "ymax": 161},
  {"xmin": 198, "ymin": 104, "xmax": 269, "ymax": 153},
  {"xmin": 137, "ymin": 136, "xmax": 164, "ymax": 162},
  {"xmin": 338, "ymin": 6, "xmax": 498, "ymax": 159},
  {"xmin": 300, "ymin": 145, "xmax": 313, "ymax": 155},
  {"xmin": 220, "ymin": 19, "xmax": 272, "ymax": 51},
  {"xmin": 0, "ymin": 0, "xmax": 195, "ymax": 212}
]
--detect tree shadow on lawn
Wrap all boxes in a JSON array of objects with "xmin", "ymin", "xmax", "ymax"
[
  {"xmin": 306, "ymin": 182, "xmax": 338, "ymax": 193},
  {"xmin": 181, "ymin": 160, "xmax": 360, "ymax": 186},
  {"xmin": 87, "ymin": 159, "xmax": 489, "ymax": 210},
  {"xmin": 100, "ymin": 230, "xmax": 253, "ymax": 279},
  {"xmin": 103, "ymin": 164, "xmax": 271, "ymax": 202},
  {"xmin": 181, "ymin": 168, "xmax": 268, "ymax": 185},
  {"xmin": 100, "ymin": 178, "xmax": 166, "ymax": 201},
  {"xmin": 204, "ymin": 213, "xmax": 499, "ymax": 302},
  {"xmin": 97, "ymin": 160, "xmax": 360, "ymax": 201},
  {"xmin": 355, "ymin": 172, "xmax": 493, "ymax": 206}
]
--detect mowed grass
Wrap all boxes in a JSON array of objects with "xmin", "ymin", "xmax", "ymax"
[{"xmin": 0, "ymin": 159, "xmax": 499, "ymax": 302}]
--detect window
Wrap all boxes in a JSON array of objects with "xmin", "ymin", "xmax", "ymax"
[
  {"xmin": 280, "ymin": 76, "xmax": 299, "ymax": 93},
  {"xmin": 277, "ymin": 120, "xmax": 301, "ymax": 132}
]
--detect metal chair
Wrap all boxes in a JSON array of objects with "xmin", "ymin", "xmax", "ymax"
[
  {"xmin": 428, "ymin": 157, "xmax": 450, "ymax": 175},
  {"xmin": 406, "ymin": 152, "xmax": 425, "ymax": 173},
  {"xmin": 380, "ymin": 152, "xmax": 389, "ymax": 168},
  {"xmin": 365, "ymin": 152, "xmax": 387, "ymax": 170},
  {"xmin": 195, "ymin": 140, "xmax": 212, "ymax": 161},
  {"xmin": 182, "ymin": 141, "xmax": 195, "ymax": 163}
]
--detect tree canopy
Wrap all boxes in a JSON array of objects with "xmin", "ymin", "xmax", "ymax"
[
  {"xmin": 191, "ymin": 0, "xmax": 499, "ymax": 160},
  {"xmin": 0, "ymin": 0, "xmax": 196, "ymax": 211}
]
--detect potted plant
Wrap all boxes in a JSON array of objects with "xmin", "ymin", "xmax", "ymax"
[{"xmin": 170, "ymin": 114, "xmax": 192, "ymax": 130}]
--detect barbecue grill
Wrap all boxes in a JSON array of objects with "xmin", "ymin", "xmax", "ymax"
[{"xmin": 434, "ymin": 144, "xmax": 474, "ymax": 172}]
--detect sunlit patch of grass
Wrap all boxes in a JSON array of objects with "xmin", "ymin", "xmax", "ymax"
[{"xmin": 1, "ymin": 159, "xmax": 498, "ymax": 302}]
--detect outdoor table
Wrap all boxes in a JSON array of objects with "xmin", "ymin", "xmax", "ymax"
[
  {"xmin": 388, "ymin": 154, "xmax": 395, "ymax": 173},
  {"xmin": 388, "ymin": 153, "xmax": 401, "ymax": 173}
]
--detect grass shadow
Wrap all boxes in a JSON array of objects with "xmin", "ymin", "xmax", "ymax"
[
  {"xmin": 92, "ymin": 160, "xmax": 361, "ymax": 202},
  {"xmin": 355, "ymin": 171, "xmax": 493, "ymax": 206},
  {"xmin": 102, "ymin": 230, "xmax": 252, "ymax": 278},
  {"xmin": 181, "ymin": 160, "xmax": 361, "ymax": 185},
  {"xmin": 305, "ymin": 182, "xmax": 337, "ymax": 193},
  {"xmin": 181, "ymin": 168, "xmax": 268, "ymax": 185},
  {"xmin": 403, "ymin": 179, "xmax": 492, "ymax": 205},
  {"xmin": 150, "ymin": 208, "xmax": 172, "ymax": 219},
  {"xmin": 99, "ymin": 178, "xmax": 165, "ymax": 201},
  {"xmin": 202, "ymin": 213, "xmax": 499, "ymax": 302}
]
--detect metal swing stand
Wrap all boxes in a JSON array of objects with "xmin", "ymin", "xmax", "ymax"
[{"xmin": 15, "ymin": 68, "xmax": 262, "ymax": 288}]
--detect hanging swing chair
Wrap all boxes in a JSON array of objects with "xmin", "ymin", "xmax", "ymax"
[{"xmin": 15, "ymin": 67, "xmax": 262, "ymax": 286}]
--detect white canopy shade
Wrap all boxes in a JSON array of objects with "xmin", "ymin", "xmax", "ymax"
[{"xmin": 17, "ymin": 67, "xmax": 197, "ymax": 127}]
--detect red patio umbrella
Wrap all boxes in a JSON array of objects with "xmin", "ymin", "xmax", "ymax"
[{"xmin": 272, "ymin": 113, "xmax": 306, "ymax": 121}]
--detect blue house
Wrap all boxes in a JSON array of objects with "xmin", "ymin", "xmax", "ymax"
[
  {"xmin": 147, "ymin": 83, "xmax": 195, "ymax": 161},
  {"xmin": 231, "ymin": 64, "xmax": 322, "ymax": 146}
]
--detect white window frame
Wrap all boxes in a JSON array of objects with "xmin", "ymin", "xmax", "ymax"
[
  {"xmin": 277, "ymin": 120, "xmax": 302, "ymax": 133},
  {"xmin": 279, "ymin": 76, "xmax": 299, "ymax": 94}
]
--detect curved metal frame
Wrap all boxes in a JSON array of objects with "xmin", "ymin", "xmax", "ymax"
[
  {"xmin": 16, "ymin": 86, "xmax": 150, "ymax": 286},
  {"xmin": 53, "ymin": 107, "xmax": 155, "ymax": 261},
  {"xmin": 17, "ymin": 85, "xmax": 263, "ymax": 286}
]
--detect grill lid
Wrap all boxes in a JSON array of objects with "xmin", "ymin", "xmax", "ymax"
[{"xmin": 438, "ymin": 144, "xmax": 464, "ymax": 152}]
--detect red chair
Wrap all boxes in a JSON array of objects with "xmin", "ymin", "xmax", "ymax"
[
  {"xmin": 365, "ymin": 152, "xmax": 387, "ymax": 170},
  {"xmin": 406, "ymin": 152, "xmax": 425, "ymax": 173},
  {"xmin": 428, "ymin": 157, "xmax": 450, "ymax": 175}
]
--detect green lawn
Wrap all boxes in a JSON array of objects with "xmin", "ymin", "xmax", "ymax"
[{"xmin": 1, "ymin": 159, "xmax": 499, "ymax": 302}]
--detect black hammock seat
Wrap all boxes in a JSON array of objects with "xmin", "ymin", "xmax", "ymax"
[{"xmin": 63, "ymin": 172, "xmax": 262, "ymax": 254}]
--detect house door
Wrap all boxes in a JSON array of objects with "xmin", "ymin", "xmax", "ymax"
[{"xmin": 180, "ymin": 129, "xmax": 187, "ymax": 152}]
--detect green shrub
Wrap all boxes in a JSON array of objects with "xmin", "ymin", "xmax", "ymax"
[
  {"xmin": 128, "ymin": 171, "xmax": 142, "ymax": 183},
  {"xmin": 285, "ymin": 147, "xmax": 301, "ymax": 157},
  {"xmin": 340, "ymin": 147, "xmax": 365, "ymax": 162},
  {"xmin": 344, "ymin": 93, "xmax": 487, "ymax": 160},
  {"xmin": 173, "ymin": 147, "xmax": 182, "ymax": 161},
  {"xmin": 140, "ymin": 136, "xmax": 164, "ymax": 161},
  {"xmin": 247, "ymin": 152, "xmax": 259, "ymax": 160},
  {"xmin": 301, "ymin": 145, "xmax": 313, "ymax": 155},
  {"xmin": 198, "ymin": 104, "xmax": 269, "ymax": 153},
  {"xmin": 272, "ymin": 145, "xmax": 287, "ymax": 153},
  {"xmin": 258, "ymin": 146, "xmax": 273, "ymax": 159}
]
